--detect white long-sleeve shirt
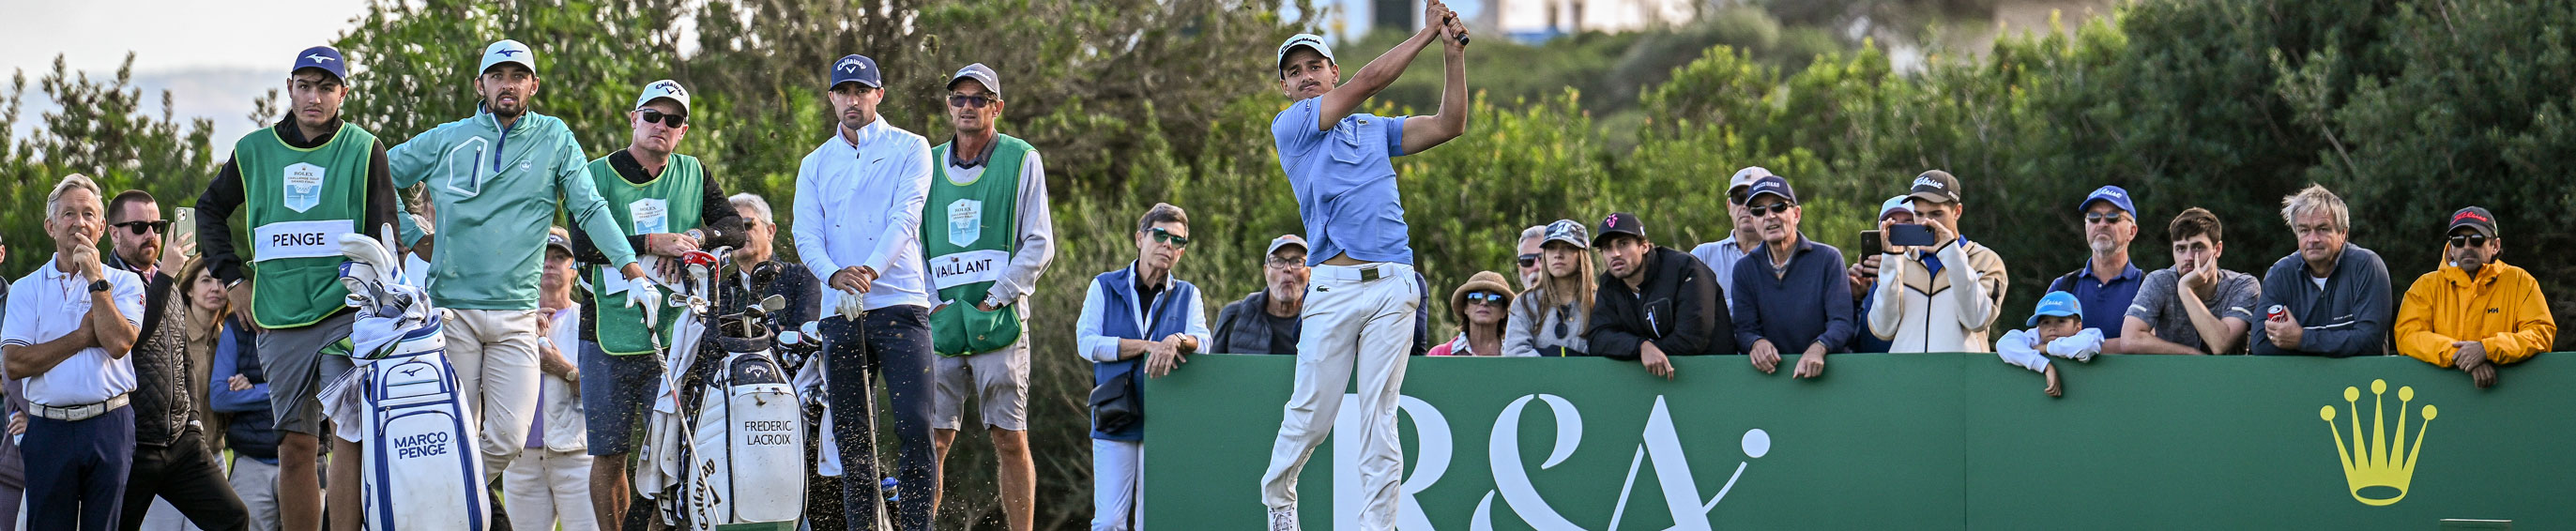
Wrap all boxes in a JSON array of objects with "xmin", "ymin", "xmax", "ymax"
[
  {"xmin": 1995, "ymin": 327, "xmax": 2103, "ymax": 372},
  {"xmin": 794, "ymin": 118, "xmax": 936, "ymax": 311},
  {"xmin": 1074, "ymin": 265, "xmax": 1212, "ymax": 363}
]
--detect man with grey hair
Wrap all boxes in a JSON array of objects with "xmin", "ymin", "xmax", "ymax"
[
  {"xmin": 1515, "ymin": 225, "xmax": 1545, "ymax": 289},
  {"xmin": 2249, "ymin": 184, "xmax": 2392, "ymax": 357},
  {"xmin": 5, "ymin": 173, "xmax": 145, "ymax": 530},
  {"xmin": 1694, "ymin": 166, "xmax": 1775, "ymax": 314}
]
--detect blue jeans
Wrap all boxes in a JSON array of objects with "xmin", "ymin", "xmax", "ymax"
[
  {"xmin": 25, "ymin": 405, "xmax": 134, "ymax": 531},
  {"xmin": 818, "ymin": 305, "xmax": 937, "ymax": 530}
]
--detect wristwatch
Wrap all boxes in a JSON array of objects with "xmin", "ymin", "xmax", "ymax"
[{"xmin": 88, "ymin": 279, "xmax": 111, "ymax": 294}]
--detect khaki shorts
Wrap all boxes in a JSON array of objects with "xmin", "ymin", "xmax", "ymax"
[{"xmin": 930, "ymin": 339, "xmax": 1029, "ymax": 432}]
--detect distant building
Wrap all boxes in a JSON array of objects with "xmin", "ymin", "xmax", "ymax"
[
  {"xmin": 1331, "ymin": 0, "xmax": 1704, "ymax": 44},
  {"xmin": 1492, "ymin": 0, "xmax": 1702, "ymax": 42}
]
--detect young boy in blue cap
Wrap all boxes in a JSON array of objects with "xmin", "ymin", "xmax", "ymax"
[{"xmin": 1996, "ymin": 291, "xmax": 2103, "ymax": 397}]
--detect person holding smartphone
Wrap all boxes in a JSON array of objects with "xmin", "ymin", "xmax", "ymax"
[{"xmin": 1866, "ymin": 170, "xmax": 2009, "ymax": 353}]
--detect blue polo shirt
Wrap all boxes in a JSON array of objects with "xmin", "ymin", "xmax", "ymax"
[
  {"xmin": 1273, "ymin": 98, "xmax": 1413, "ymax": 266},
  {"xmin": 1730, "ymin": 235, "xmax": 1856, "ymax": 353},
  {"xmin": 2047, "ymin": 259, "xmax": 2145, "ymax": 338}
]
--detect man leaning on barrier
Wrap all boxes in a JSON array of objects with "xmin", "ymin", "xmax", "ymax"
[
  {"xmin": 2394, "ymin": 206, "xmax": 2554, "ymax": 387},
  {"xmin": 2249, "ymin": 185, "xmax": 2393, "ymax": 357}
]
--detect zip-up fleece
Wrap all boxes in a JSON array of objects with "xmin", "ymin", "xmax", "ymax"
[{"xmin": 391, "ymin": 109, "xmax": 639, "ymax": 311}]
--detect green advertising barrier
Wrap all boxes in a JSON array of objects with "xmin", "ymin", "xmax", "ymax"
[{"xmin": 1143, "ymin": 353, "xmax": 2574, "ymax": 530}]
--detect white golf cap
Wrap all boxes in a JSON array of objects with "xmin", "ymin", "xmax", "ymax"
[
  {"xmin": 479, "ymin": 39, "xmax": 536, "ymax": 75},
  {"xmin": 634, "ymin": 79, "xmax": 690, "ymax": 114},
  {"xmin": 1728, "ymin": 166, "xmax": 1775, "ymax": 196},
  {"xmin": 1275, "ymin": 34, "xmax": 1335, "ymax": 79}
]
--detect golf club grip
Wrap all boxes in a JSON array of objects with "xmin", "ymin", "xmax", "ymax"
[{"xmin": 1448, "ymin": 14, "xmax": 1470, "ymax": 45}]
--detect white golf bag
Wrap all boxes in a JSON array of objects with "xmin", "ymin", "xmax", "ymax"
[
  {"xmin": 684, "ymin": 324, "xmax": 806, "ymax": 528},
  {"xmin": 330, "ymin": 230, "xmax": 489, "ymax": 531},
  {"xmin": 635, "ymin": 250, "xmax": 807, "ymax": 529}
]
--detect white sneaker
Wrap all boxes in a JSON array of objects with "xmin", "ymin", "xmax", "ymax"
[{"xmin": 1269, "ymin": 508, "xmax": 1300, "ymax": 531}]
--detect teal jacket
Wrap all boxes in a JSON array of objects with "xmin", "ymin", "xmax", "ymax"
[{"xmin": 391, "ymin": 109, "xmax": 637, "ymax": 311}]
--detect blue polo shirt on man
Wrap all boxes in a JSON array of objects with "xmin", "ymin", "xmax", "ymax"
[
  {"xmin": 1273, "ymin": 98, "xmax": 1412, "ymax": 266},
  {"xmin": 1730, "ymin": 235, "xmax": 1856, "ymax": 353},
  {"xmin": 2047, "ymin": 259, "xmax": 2145, "ymax": 338}
]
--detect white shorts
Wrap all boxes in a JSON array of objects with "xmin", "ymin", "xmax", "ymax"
[{"xmin": 931, "ymin": 339, "xmax": 1030, "ymax": 432}]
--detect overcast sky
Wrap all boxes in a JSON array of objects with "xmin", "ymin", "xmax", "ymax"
[{"xmin": 3, "ymin": 0, "xmax": 372, "ymax": 78}]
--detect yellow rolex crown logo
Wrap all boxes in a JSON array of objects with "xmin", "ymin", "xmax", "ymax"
[{"xmin": 2320, "ymin": 379, "xmax": 2435, "ymax": 506}]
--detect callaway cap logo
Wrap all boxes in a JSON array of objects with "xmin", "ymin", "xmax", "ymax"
[
  {"xmin": 305, "ymin": 53, "xmax": 337, "ymax": 64},
  {"xmin": 837, "ymin": 57, "xmax": 865, "ymax": 72},
  {"xmin": 652, "ymin": 81, "xmax": 684, "ymax": 95}
]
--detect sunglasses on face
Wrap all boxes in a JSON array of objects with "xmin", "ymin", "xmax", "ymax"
[
  {"xmin": 1149, "ymin": 227, "xmax": 1190, "ymax": 248},
  {"xmin": 1517, "ymin": 253, "xmax": 1540, "ymax": 268},
  {"xmin": 2085, "ymin": 212, "xmax": 2126, "ymax": 224},
  {"xmin": 1465, "ymin": 292, "xmax": 1507, "ymax": 306},
  {"xmin": 636, "ymin": 108, "xmax": 687, "ymax": 128},
  {"xmin": 2448, "ymin": 235, "xmax": 2491, "ymax": 248},
  {"xmin": 948, "ymin": 95, "xmax": 996, "ymax": 109},
  {"xmin": 113, "ymin": 220, "xmax": 170, "ymax": 235},
  {"xmin": 1747, "ymin": 202, "xmax": 1793, "ymax": 217}
]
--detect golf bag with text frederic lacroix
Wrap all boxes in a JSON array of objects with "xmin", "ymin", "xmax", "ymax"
[
  {"xmin": 642, "ymin": 250, "xmax": 806, "ymax": 529},
  {"xmin": 332, "ymin": 230, "xmax": 488, "ymax": 531}
]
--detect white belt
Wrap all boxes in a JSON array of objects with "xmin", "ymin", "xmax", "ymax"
[
  {"xmin": 28, "ymin": 393, "xmax": 130, "ymax": 421},
  {"xmin": 1314, "ymin": 263, "xmax": 1411, "ymax": 283}
]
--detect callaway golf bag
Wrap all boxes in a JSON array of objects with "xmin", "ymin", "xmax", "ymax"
[
  {"xmin": 640, "ymin": 250, "xmax": 809, "ymax": 529},
  {"xmin": 332, "ymin": 229, "xmax": 488, "ymax": 531}
]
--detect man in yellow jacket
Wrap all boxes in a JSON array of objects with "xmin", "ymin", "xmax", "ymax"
[{"xmin": 2395, "ymin": 206, "xmax": 2555, "ymax": 387}]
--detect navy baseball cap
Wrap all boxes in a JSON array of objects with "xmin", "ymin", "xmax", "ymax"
[
  {"xmin": 2080, "ymin": 185, "xmax": 2136, "ymax": 216},
  {"xmin": 292, "ymin": 46, "xmax": 347, "ymax": 82},
  {"xmin": 1593, "ymin": 212, "xmax": 1647, "ymax": 246},
  {"xmin": 1744, "ymin": 175, "xmax": 1797, "ymax": 205},
  {"xmin": 2026, "ymin": 291, "xmax": 2082, "ymax": 326},
  {"xmin": 948, "ymin": 63, "xmax": 1000, "ymax": 98},
  {"xmin": 830, "ymin": 54, "xmax": 882, "ymax": 89}
]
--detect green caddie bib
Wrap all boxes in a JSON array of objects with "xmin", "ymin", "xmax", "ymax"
[
  {"xmin": 586, "ymin": 153, "xmax": 703, "ymax": 355},
  {"xmin": 922, "ymin": 135, "xmax": 1031, "ymax": 357},
  {"xmin": 238, "ymin": 122, "xmax": 376, "ymax": 329}
]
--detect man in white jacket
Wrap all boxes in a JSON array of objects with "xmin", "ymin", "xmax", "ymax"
[
  {"xmin": 1867, "ymin": 170, "xmax": 2009, "ymax": 353},
  {"xmin": 792, "ymin": 53, "xmax": 942, "ymax": 530}
]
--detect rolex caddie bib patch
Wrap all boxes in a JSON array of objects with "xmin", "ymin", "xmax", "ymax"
[
  {"xmin": 283, "ymin": 162, "xmax": 326, "ymax": 212},
  {"xmin": 948, "ymin": 198, "xmax": 983, "ymax": 247},
  {"xmin": 630, "ymin": 197, "xmax": 670, "ymax": 235}
]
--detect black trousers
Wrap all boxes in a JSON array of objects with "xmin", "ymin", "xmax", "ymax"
[
  {"xmin": 116, "ymin": 428, "xmax": 250, "ymax": 531},
  {"xmin": 819, "ymin": 306, "xmax": 937, "ymax": 531}
]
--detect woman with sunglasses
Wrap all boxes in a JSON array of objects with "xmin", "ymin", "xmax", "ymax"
[
  {"xmin": 1427, "ymin": 272, "xmax": 1516, "ymax": 357},
  {"xmin": 1505, "ymin": 220, "xmax": 1596, "ymax": 357}
]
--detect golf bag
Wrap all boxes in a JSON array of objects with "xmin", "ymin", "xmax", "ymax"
[
  {"xmin": 683, "ymin": 315, "xmax": 806, "ymax": 528},
  {"xmin": 329, "ymin": 230, "xmax": 489, "ymax": 531}
]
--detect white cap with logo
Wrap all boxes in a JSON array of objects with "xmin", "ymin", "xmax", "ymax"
[
  {"xmin": 634, "ymin": 79, "xmax": 691, "ymax": 114},
  {"xmin": 479, "ymin": 39, "xmax": 536, "ymax": 75}
]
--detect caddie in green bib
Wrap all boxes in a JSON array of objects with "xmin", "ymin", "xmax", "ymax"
[
  {"xmin": 586, "ymin": 153, "xmax": 703, "ymax": 355},
  {"xmin": 239, "ymin": 122, "xmax": 378, "ymax": 328},
  {"xmin": 923, "ymin": 134, "xmax": 1033, "ymax": 357}
]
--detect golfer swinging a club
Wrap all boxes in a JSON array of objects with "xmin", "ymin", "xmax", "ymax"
[{"xmin": 1258, "ymin": 4, "xmax": 1471, "ymax": 530}]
